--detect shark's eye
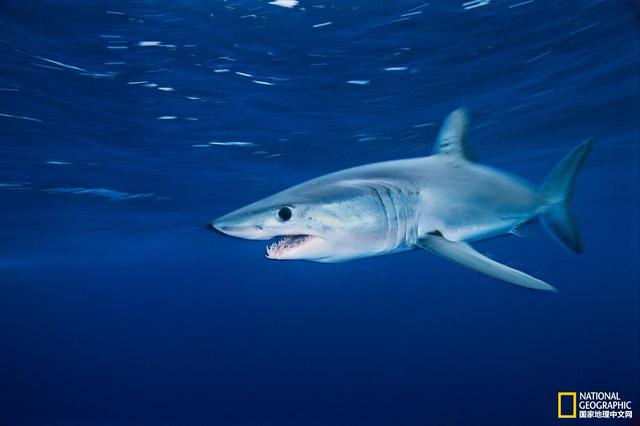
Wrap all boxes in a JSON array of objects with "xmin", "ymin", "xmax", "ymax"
[{"xmin": 278, "ymin": 206, "xmax": 292, "ymax": 221}]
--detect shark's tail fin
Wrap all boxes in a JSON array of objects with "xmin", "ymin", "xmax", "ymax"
[{"xmin": 540, "ymin": 138, "xmax": 594, "ymax": 254}]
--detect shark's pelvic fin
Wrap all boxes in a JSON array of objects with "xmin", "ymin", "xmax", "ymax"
[
  {"xmin": 432, "ymin": 108, "xmax": 474, "ymax": 161},
  {"xmin": 540, "ymin": 138, "xmax": 594, "ymax": 254},
  {"xmin": 417, "ymin": 233, "xmax": 557, "ymax": 292}
]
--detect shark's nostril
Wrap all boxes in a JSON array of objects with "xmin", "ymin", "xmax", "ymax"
[{"xmin": 205, "ymin": 223, "xmax": 218, "ymax": 232}]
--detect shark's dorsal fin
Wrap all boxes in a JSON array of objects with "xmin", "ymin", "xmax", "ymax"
[{"xmin": 433, "ymin": 108, "xmax": 473, "ymax": 161}]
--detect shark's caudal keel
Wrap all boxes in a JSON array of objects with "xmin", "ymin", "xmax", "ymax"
[{"xmin": 210, "ymin": 108, "xmax": 593, "ymax": 292}]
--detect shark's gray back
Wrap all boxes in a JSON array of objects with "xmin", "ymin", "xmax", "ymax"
[{"xmin": 300, "ymin": 154, "xmax": 542, "ymax": 242}]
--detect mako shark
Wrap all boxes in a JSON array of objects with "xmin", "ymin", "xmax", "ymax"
[{"xmin": 210, "ymin": 109, "xmax": 592, "ymax": 291}]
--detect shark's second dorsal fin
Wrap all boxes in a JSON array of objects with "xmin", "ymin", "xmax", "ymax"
[{"xmin": 433, "ymin": 108, "xmax": 473, "ymax": 161}]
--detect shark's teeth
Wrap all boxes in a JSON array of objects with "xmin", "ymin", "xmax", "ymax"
[{"xmin": 266, "ymin": 235, "xmax": 311, "ymax": 258}]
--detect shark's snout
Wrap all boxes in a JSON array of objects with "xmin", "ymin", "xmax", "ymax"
[
  {"xmin": 208, "ymin": 217, "xmax": 267, "ymax": 240},
  {"xmin": 206, "ymin": 222, "xmax": 235, "ymax": 236}
]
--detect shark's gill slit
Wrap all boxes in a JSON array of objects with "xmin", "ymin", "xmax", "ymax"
[{"xmin": 371, "ymin": 186, "xmax": 391, "ymax": 241}]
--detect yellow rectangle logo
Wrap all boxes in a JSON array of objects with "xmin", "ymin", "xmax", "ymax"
[{"xmin": 558, "ymin": 392, "xmax": 577, "ymax": 418}]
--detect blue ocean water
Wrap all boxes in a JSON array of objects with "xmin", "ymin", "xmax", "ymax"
[{"xmin": 1, "ymin": 0, "xmax": 639, "ymax": 425}]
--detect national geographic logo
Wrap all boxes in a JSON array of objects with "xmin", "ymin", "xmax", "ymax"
[
  {"xmin": 558, "ymin": 392, "xmax": 633, "ymax": 420},
  {"xmin": 558, "ymin": 392, "xmax": 578, "ymax": 418}
]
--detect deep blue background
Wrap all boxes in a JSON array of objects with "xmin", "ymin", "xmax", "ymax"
[{"xmin": 0, "ymin": 1, "xmax": 638, "ymax": 425}]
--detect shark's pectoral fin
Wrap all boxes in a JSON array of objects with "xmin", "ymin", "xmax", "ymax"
[{"xmin": 417, "ymin": 233, "xmax": 557, "ymax": 292}]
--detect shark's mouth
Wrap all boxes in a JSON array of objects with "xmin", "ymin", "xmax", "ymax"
[{"xmin": 266, "ymin": 235, "xmax": 316, "ymax": 259}]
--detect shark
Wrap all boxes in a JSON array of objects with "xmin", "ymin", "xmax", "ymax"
[{"xmin": 210, "ymin": 109, "xmax": 593, "ymax": 291}]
